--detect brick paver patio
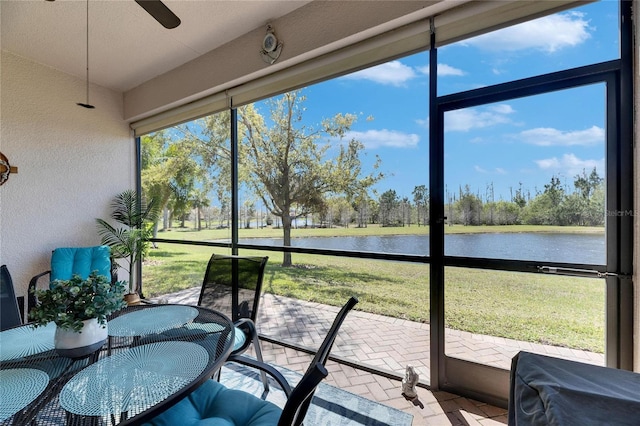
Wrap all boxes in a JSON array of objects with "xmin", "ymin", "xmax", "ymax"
[{"xmin": 158, "ymin": 287, "xmax": 604, "ymax": 425}]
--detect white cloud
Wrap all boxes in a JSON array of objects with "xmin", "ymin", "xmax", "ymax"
[
  {"xmin": 416, "ymin": 117, "xmax": 429, "ymax": 128},
  {"xmin": 463, "ymin": 12, "xmax": 591, "ymax": 53},
  {"xmin": 517, "ymin": 126, "xmax": 604, "ymax": 146},
  {"xmin": 445, "ymin": 105, "xmax": 515, "ymax": 132},
  {"xmin": 346, "ymin": 129, "xmax": 419, "ymax": 149},
  {"xmin": 475, "ymin": 166, "xmax": 508, "ymax": 175},
  {"xmin": 417, "ymin": 63, "xmax": 466, "ymax": 76},
  {"xmin": 536, "ymin": 158, "xmax": 561, "ymax": 169},
  {"xmin": 489, "ymin": 104, "xmax": 515, "ymax": 114},
  {"xmin": 342, "ymin": 61, "xmax": 416, "ymax": 86},
  {"xmin": 535, "ymin": 153, "xmax": 604, "ymax": 177}
]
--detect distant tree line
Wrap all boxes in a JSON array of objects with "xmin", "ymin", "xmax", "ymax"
[
  {"xmin": 149, "ymin": 167, "xmax": 604, "ymax": 231},
  {"xmin": 443, "ymin": 168, "xmax": 604, "ymax": 227},
  {"xmin": 306, "ymin": 167, "xmax": 603, "ymax": 228}
]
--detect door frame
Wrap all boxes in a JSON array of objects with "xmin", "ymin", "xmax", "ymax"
[{"xmin": 429, "ymin": 57, "xmax": 632, "ymax": 407}]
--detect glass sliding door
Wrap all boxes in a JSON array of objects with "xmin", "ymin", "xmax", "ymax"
[
  {"xmin": 427, "ymin": 1, "xmax": 628, "ymax": 405},
  {"xmin": 441, "ymin": 85, "xmax": 608, "ymax": 375},
  {"xmin": 434, "ymin": 66, "xmax": 620, "ymax": 405}
]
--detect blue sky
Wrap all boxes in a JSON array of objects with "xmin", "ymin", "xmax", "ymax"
[{"xmin": 258, "ymin": 0, "xmax": 620, "ymax": 202}]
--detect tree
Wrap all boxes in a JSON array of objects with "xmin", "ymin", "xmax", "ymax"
[
  {"xmin": 239, "ymin": 90, "xmax": 381, "ymax": 266},
  {"xmin": 511, "ymin": 182, "xmax": 527, "ymax": 209},
  {"xmin": 412, "ymin": 185, "xmax": 429, "ymax": 226},
  {"xmin": 351, "ymin": 191, "xmax": 372, "ymax": 228},
  {"xmin": 191, "ymin": 188, "xmax": 211, "ymax": 230},
  {"xmin": 557, "ymin": 193, "xmax": 587, "ymax": 225},
  {"xmin": 522, "ymin": 175, "xmax": 565, "ymax": 225},
  {"xmin": 169, "ymin": 112, "xmax": 233, "ymax": 230},
  {"xmin": 242, "ymin": 199, "xmax": 256, "ymax": 229},
  {"xmin": 327, "ymin": 196, "xmax": 353, "ymax": 227},
  {"xmin": 379, "ymin": 189, "xmax": 400, "ymax": 226},
  {"xmin": 141, "ymin": 131, "xmax": 177, "ymax": 234},
  {"xmin": 400, "ymin": 197, "xmax": 411, "ymax": 226},
  {"xmin": 574, "ymin": 167, "xmax": 603, "ymax": 199},
  {"xmin": 167, "ymin": 142, "xmax": 200, "ymax": 228},
  {"xmin": 455, "ymin": 185, "xmax": 482, "ymax": 225}
]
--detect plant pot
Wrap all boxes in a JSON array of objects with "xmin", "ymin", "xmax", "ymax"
[
  {"xmin": 124, "ymin": 293, "xmax": 141, "ymax": 306},
  {"xmin": 54, "ymin": 318, "xmax": 108, "ymax": 359}
]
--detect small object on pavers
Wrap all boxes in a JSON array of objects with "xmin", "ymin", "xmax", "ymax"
[{"xmin": 402, "ymin": 364, "xmax": 419, "ymax": 399}]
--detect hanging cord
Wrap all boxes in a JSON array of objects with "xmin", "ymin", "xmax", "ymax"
[{"xmin": 78, "ymin": 0, "xmax": 94, "ymax": 108}]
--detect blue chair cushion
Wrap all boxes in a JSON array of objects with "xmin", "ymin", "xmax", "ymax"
[
  {"xmin": 142, "ymin": 379, "xmax": 282, "ymax": 426},
  {"xmin": 50, "ymin": 246, "xmax": 111, "ymax": 282},
  {"xmin": 233, "ymin": 326, "xmax": 247, "ymax": 352}
]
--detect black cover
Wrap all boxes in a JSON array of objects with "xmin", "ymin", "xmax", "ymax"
[{"xmin": 509, "ymin": 351, "xmax": 640, "ymax": 425}]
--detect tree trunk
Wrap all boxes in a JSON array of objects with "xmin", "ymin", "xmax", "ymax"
[
  {"xmin": 163, "ymin": 208, "xmax": 169, "ymax": 231},
  {"xmin": 282, "ymin": 214, "xmax": 292, "ymax": 267}
]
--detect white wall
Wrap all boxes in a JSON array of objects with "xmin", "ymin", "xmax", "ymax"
[{"xmin": 0, "ymin": 51, "xmax": 134, "ymax": 306}]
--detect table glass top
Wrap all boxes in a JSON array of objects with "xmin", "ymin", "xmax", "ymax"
[
  {"xmin": 0, "ymin": 368, "xmax": 50, "ymax": 421},
  {"xmin": 108, "ymin": 305, "xmax": 199, "ymax": 337},
  {"xmin": 0, "ymin": 322, "xmax": 56, "ymax": 362},
  {"xmin": 60, "ymin": 341, "xmax": 209, "ymax": 417}
]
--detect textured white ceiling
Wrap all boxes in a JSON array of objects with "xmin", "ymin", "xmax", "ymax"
[{"xmin": 1, "ymin": 0, "xmax": 311, "ymax": 92}]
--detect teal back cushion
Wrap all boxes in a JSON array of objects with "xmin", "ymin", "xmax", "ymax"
[{"xmin": 50, "ymin": 246, "xmax": 111, "ymax": 282}]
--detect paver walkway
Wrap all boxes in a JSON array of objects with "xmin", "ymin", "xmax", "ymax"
[
  {"xmin": 157, "ymin": 287, "xmax": 604, "ymax": 425},
  {"xmin": 159, "ymin": 287, "xmax": 603, "ymax": 380}
]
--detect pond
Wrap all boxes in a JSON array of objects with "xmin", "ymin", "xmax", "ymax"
[{"xmin": 239, "ymin": 232, "xmax": 605, "ymax": 265}]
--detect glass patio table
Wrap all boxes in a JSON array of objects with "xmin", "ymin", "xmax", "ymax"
[{"xmin": 0, "ymin": 304, "xmax": 234, "ymax": 426}]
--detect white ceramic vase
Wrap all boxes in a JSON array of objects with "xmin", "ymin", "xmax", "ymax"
[{"xmin": 54, "ymin": 318, "xmax": 108, "ymax": 359}]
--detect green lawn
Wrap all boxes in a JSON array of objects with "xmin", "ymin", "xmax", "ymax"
[{"xmin": 143, "ymin": 224, "xmax": 605, "ymax": 353}]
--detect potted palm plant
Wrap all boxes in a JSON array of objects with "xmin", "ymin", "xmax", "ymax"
[
  {"xmin": 96, "ymin": 189, "xmax": 159, "ymax": 305},
  {"xmin": 29, "ymin": 271, "xmax": 127, "ymax": 358}
]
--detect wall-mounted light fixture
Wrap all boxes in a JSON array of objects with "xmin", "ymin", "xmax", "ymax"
[{"xmin": 260, "ymin": 24, "xmax": 282, "ymax": 65}]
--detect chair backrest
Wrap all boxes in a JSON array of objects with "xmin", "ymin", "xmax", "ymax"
[
  {"xmin": 1, "ymin": 265, "xmax": 23, "ymax": 331},
  {"xmin": 198, "ymin": 254, "xmax": 268, "ymax": 322},
  {"xmin": 27, "ymin": 245, "xmax": 114, "ymax": 315},
  {"xmin": 50, "ymin": 246, "xmax": 112, "ymax": 282},
  {"xmin": 278, "ymin": 296, "xmax": 358, "ymax": 426}
]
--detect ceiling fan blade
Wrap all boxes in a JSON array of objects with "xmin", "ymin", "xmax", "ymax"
[{"xmin": 135, "ymin": 0, "xmax": 181, "ymax": 29}]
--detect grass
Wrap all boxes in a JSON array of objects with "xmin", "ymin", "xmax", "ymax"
[{"xmin": 143, "ymin": 224, "xmax": 605, "ymax": 353}]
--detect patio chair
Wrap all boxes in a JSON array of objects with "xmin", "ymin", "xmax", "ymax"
[
  {"xmin": 1, "ymin": 265, "xmax": 22, "ymax": 331},
  {"xmin": 27, "ymin": 245, "xmax": 113, "ymax": 314},
  {"xmin": 197, "ymin": 253, "xmax": 270, "ymax": 390},
  {"xmin": 142, "ymin": 296, "xmax": 358, "ymax": 426}
]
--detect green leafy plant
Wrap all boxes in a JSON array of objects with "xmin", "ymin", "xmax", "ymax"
[
  {"xmin": 29, "ymin": 271, "xmax": 127, "ymax": 332},
  {"xmin": 96, "ymin": 190, "xmax": 159, "ymax": 294}
]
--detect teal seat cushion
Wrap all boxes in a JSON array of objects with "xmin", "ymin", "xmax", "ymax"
[
  {"xmin": 50, "ymin": 246, "xmax": 111, "ymax": 282},
  {"xmin": 142, "ymin": 379, "xmax": 282, "ymax": 426},
  {"xmin": 233, "ymin": 326, "xmax": 247, "ymax": 352}
]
